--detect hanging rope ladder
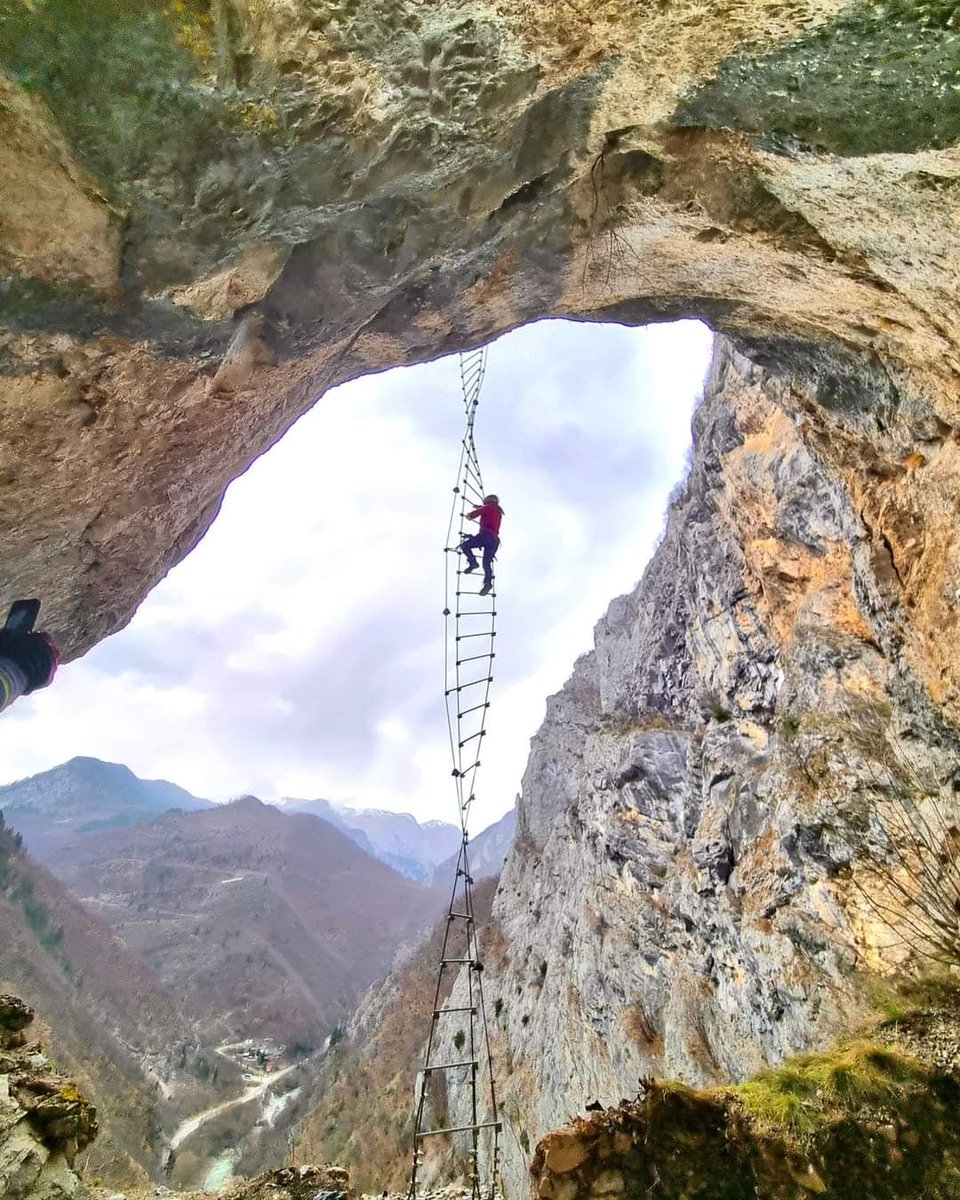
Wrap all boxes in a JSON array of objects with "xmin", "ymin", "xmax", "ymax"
[{"xmin": 408, "ymin": 348, "xmax": 501, "ymax": 1200}]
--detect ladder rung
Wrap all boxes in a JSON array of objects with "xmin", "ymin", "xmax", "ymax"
[
  {"xmin": 446, "ymin": 678, "xmax": 492, "ymax": 694},
  {"xmin": 424, "ymin": 1059, "xmax": 478, "ymax": 1073},
  {"xmin": 433, "ymin": 1006, "xmax": 478, "ymax": 1016},
  {"xmin": 441, "ymin": 958, "xmax": 478, "ymax": 965},
  {"xmin": 457, "ymin": 652, "xmax": 494, "ymax": 665},
  {"xmin": 459, "ymin": 731, "xmax": 486, "ymax": 746},
  {"xmin": 446, "ymin": 911, "xmax": 474, "ymax": 920},
  {"xmin": 417, "ymin": 1120, "xmax": 502, "ymax": 1139},
  {"xmin": 457, "ymin": 631, "xmax": 496, "ymax": 640},
  {"xmin": 456, "ymin": 610, "xmax": 496, "ymax": 618},
  {"xmin": 458, "ymin": 702, "xmax": 490, "ymax": 717}
]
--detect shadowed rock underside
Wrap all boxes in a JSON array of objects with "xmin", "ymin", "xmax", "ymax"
[{"xmin": 0, "ymin": 0, "xmax": 958, "ymax": 658}]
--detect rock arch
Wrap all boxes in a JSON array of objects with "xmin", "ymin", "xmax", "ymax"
[{"xmin": 1, "ymin": 0, "xmax": 957, "ymax": 662}]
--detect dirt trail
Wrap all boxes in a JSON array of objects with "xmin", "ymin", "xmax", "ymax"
[{"xmin": 169, "ymin": 1060, "xmax": 297, "ymax": 1150}]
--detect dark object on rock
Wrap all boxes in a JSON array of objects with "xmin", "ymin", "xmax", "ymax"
[{"xmin": 0, "ymin": 994, "xmax": 35, "ymax": 1040}]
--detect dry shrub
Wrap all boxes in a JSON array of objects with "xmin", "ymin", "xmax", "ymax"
[{"xmin": 621, "ymin": 1003, "xmax": 664, "ymax": 1055}]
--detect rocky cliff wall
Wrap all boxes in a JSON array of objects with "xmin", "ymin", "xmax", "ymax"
[
  {"xmin": 471, "ymin": 336, "xmax": 960, "ymax": 1196},
  {"xmin": 2, "ymin": 2, "xmax": 959, "ymax": 654},
  {"xmin": 0, "ymin": 994, "xmax": 97, "ymax": 1200}
]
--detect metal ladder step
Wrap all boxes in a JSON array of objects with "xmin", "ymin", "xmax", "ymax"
[
  {"xmin": 423, "ymin": 1058, "xmax": 478, "ymax": 1074},
  {"xmin": 416, "ymin": 1120, "xmax": 502, "ymax": 1139}
]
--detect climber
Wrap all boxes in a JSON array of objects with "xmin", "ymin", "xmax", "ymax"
[
  {"xmin": 0, "ymin": 601, "xmax": 58, "ymax": 715},
  {"xmin": 459, "ymin": 494, "xmax": 503, "ymax": 597}
]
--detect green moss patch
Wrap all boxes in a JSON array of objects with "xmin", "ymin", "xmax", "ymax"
[
  {"xmin": 727, "ymin": 1041, "xmax": 928, "ymax": 1139},
  {"xmin": 866, "ymin": 971, "xmax": 960, "ymax": 1025},
  {"xmin": 0, "ymin": 0, "xmax": 224, "ymax": 195},
  {"xmin": 534, "ymin": 1016, "xmax": 960, "ymax": 1199},
  {"xmin": 674, "ymin": 1, "xmax": 960, "ymax": 156}
]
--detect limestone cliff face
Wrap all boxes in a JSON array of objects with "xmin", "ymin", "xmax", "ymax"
[
  {"xmin": 476, "ymin": 338, "xmax": 960, "ymax": 1196},
  {"xmin": 2, "ymin": 2, "xmax": 960, "ymax": 654},
  {"xmin": 0, "ymin": 994, "xmax": 97, "ymax": 1200}
]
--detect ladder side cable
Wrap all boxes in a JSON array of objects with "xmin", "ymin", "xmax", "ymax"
[{"xmin": 409, "ymin": 347, "xmax": 501, "ymax": 1200}]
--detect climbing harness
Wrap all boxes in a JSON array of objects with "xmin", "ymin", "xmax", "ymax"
[{"xmin": 408, "ymin": 348, "xmax": 501, "ymax": 1200}]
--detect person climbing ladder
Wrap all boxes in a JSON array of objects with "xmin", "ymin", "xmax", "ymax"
[
  {"xmin": 410, "ymin": 347, "xmax": 501, "ymax": 1200},
  {"xmin": 460, "ymin": 494, "xmax": 503, "ymax": 596}
]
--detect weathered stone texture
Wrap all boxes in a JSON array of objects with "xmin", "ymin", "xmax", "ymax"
[
  {"xmin": 469, "ymin": 339, "xmax": 960, "ymax": 1196},
  {"xmin": 0, "ymin": 993, "xmax": 96, "ymax": 1200},
  {"xmin": 5, "ymin": 6, "xmax": 960, "ymax": 1189},
  {"xmin": 1, "ymin": 2, "xmax": 959, "ymax": 654}
]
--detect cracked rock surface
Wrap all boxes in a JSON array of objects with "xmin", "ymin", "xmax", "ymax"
[
  {"xmin": 441, "ymin": 339, "xmax": 960, "ymax": 1194},
  {"xmin": 0, "ymin": 993, "xmax": 97, "ymax": 1200},
  {"xmin": 1, "ymin": 1, "xmax": 959, "ymax": 654}
]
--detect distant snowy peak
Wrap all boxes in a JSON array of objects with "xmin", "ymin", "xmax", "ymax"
[
  {"xmin": 280, "ymin": 798, "xmax": 460, "ymax": 881},
  {"xmin": 429, "ymin": 806, "xmax": 517, "ymax": 888}
]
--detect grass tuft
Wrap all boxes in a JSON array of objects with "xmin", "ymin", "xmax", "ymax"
[{"xmin": 727, "ymin": 1041, "xmax": 927, "ymax": 1140}]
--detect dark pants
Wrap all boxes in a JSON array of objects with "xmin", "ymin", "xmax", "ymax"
[{"xmin": 460, "ymin": 531, "xmax": 499, "ymax": 587}]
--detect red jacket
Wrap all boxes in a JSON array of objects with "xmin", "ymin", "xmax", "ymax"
[{"xmin": 468, "ymin": 502, "xmax": 503, "ymax": 537}]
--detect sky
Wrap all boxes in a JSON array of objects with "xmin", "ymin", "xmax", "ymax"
[{"xmin": 0, "ymin": 318, "xmax": 713, "ymax": 833}]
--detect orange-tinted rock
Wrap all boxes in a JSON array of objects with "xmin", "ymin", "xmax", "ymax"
[{"xmin": 542, "ymin": 1133, "xmax": 592, "ymax": 1174}]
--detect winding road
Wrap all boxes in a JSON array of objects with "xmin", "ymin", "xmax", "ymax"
[{"xmin": 169, "ymin": 1051, "xmax": 297, "ymax": 1151}]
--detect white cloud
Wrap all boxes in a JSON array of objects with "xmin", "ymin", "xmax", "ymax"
[{"xmin": 0, "ymin": 319, "xmax": 713, "ymax": 832}]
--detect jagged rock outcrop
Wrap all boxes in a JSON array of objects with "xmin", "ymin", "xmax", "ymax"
[
  {"xmin": 215, "ymin": 1162, "xmax": 354, "ymax": 1200},
  {"xmin": 529, "ymin": 1046, "xmax": 960, "ymax": 1200},
  {"xmin": 0, "ymin": 993, "xmax": 97, "ymax": 1200},
  {"xmin": 1, "ymin": 2, "xmax": 959, "ymax": 655},
  {"xmin": 471, "ymin": 338, "xmax": 960, "ymax": 1195}
]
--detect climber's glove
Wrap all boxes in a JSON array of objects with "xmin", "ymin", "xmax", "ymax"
[{"xmin": 0, "ymin": 630, "xmax": 59, "ymax": 694}]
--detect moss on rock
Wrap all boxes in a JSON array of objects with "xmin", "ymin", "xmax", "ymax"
[
  {"xmin": 0, "ymin": 0, "xmax": 223, "ymax": 193},
  {"xmin": 532, "ymin": 1030, "xmax": 960, "ymax": 1199},
  {"xmin": 673, "ymin": 1, "xmax": 960, "ymax": 156}
]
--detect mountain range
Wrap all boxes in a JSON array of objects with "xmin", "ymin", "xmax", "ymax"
[
  {"xmin": 279, "ymin": 796, "xmax": 462, "ymax": 880},
  {"xmin": 0, "ymin": 757, "xmax": 473, "ymax": 881},
  {"xmin": 428, "ymin": 805, "xmax": 516, "ymax": 889},
  {"xmin": 0, "ymin": 756, "xmax": 514, "ymax": 1186},
  {"xmin": 0, "ymin": 756, "xmax": 213, "ymax": 862},
  {"xmin": 50, "ymin": 795, "xmax": 442, "ymax": 1047}
]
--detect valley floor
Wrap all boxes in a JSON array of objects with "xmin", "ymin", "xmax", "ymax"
[{"xmin": 170, "ymin": 1055, "xmax": 297, "ymax": 1151}]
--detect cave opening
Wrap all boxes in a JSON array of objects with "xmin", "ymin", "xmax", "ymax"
[{"xmin": 0, "ymin": 318, "xmax": 713, "ymax": 829}]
